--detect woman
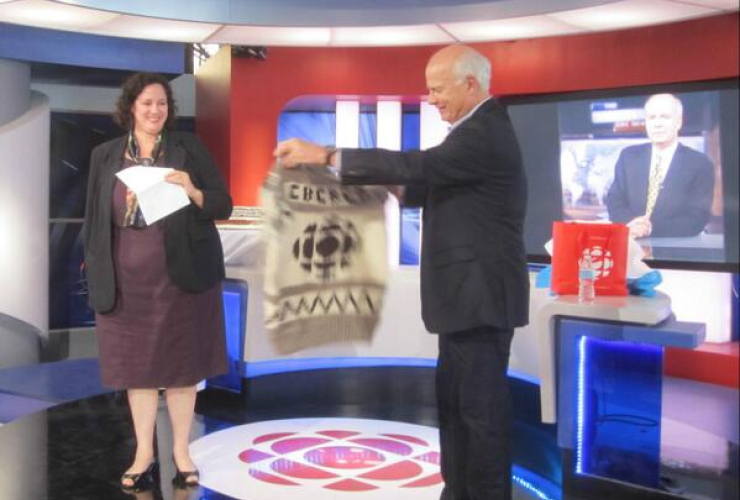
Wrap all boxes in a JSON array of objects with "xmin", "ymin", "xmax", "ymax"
[{"xmin": 83, "ymin": 73, "xmax": 232, "ymax": 490}]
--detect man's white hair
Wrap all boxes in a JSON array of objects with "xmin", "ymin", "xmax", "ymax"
[
  {"xmin": 453, "ymin": 48, "xmax": 491, "ymax": 91},
  {"xmin": 645, "ymin": 93, "xmax": 683, "ymax": 116}
]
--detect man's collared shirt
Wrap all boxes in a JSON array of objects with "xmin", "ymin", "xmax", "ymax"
[{"xmin": 448, "ymin": 96, "xmax": 492, "ymax": 132}]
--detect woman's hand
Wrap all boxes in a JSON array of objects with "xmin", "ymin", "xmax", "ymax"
[{"xmin": 165, "ymin": 170, "xmax": 204, "ymax": 208}]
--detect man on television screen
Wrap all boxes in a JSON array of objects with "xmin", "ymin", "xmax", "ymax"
[{"xmin": 605, "ymin": 93, "xmax": 714, "ymax": 238}]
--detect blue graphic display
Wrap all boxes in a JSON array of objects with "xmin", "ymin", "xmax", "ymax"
[
  {"xmin": 207, "ymin": 280, "xmax": 248, "ymax": 393},
  {"xmin": 575, "ymin": 336, "xmax": 662, "ymax": 488}
]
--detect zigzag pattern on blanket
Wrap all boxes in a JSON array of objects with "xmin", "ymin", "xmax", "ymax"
[
  {"xmin": 266, "ymin": 286, "xmax": 385, "ymax": 325},
  {"xmin": 262, "ymin": 163, "xmax": 389, "ymax": 354}
]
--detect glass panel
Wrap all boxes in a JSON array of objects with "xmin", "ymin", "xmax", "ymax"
[{"xmin": 575, "ymin": 336, "xmax": 663, "ymax": 488}]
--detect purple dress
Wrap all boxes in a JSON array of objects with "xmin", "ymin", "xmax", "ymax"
[{"xmin": 95, "ymin": 159, "xmax": 227, "ymax": 389}]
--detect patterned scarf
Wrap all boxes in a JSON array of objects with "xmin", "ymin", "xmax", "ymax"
[{"xmin": 123, "ymin": 131, "xmax": 165, "ymax": 228}]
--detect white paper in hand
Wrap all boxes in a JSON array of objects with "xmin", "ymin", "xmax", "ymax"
[{"xmin": 115, "ymin": 166, "xmax": 190, "ymax": 224}]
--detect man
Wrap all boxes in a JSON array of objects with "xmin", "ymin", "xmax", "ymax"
[
  {"xmin": 605, "ymin": 93, "xmax": 714, "ymax": 238},
  {"xmin": 274, "ymin": 44, "xmax": 529, "ymax": 500}
]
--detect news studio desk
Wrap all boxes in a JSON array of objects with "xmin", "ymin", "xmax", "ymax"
[
  {"xmin": 642, "ymin": 232, "xmax": 723, "ymax": 249},
  {"xmin": 535, "ymin": 292, "xmax": 711, "ymax": 495},
  {"xmin": 217, "ymin": 226, "xmax": 704, "ymax": 429},
  {"xmin": 218, "ymin": 225, "xmax": 546, "ymax": 384},
  {"xmin": 534, "ymin": 292, "xmax": 672, "ymax": 423}
]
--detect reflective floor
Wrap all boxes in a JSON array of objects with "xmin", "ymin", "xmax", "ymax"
[
  {"xmin": 0, "ymin": 359, "xmax": 736, "ymax": 500},
  {"xmin": 0, "ymin": 363, "xmax": 559, "ymax": 500}
]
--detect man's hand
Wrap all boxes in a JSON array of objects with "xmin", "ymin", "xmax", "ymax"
[
  {"xmin": 274, "ymin": 138, "xmax": 331, "ymax": 168},
  {"xmin": 627, "ymin": 216, "xmax": 653, "ymax": 238}
]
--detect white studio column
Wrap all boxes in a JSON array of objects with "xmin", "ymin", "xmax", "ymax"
[
  {"xmin": 0, "ymin": 59, "xmax": 30, "ymax": 127},
  {"xmin": 376, "ymin": 100, "xmax": 402, "ymax": 269},
  {"xmin": 419, "ymin": 100, "xmax": 448, "ymax": 150},
  {"xmin": 0, "ymin": 90, "xmax": 51, "ymax": 338},
  {"xmin": 335, "ymin": 100, "xmax": 360, "ymax": 148}
]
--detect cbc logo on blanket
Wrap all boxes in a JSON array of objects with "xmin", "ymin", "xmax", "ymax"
[
  {"xmin": 582, "ymin": 246, "xmax": 613, "ymax": 279},
  {"xmin": 293, "ymin": 215, "xmax": 361, "ymax": 281},
  {"xmin": 190, "ymin": 419, "xmax": 444, "ymax": 500}
]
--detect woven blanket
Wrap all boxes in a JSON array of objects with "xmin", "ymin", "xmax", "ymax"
[{"xmin": 261, "ymin": 163, "xmax": 389, "ymax": 354}]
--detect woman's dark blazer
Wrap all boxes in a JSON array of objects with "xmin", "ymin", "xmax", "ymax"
[{"xmin": 83, "ymin": 131, "xmax": 233, "ymax": 314}]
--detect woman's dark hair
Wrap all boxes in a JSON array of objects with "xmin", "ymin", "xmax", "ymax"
[{"xmin": 113, "ymin": 72, "xmax": 178, "ymax": 130}]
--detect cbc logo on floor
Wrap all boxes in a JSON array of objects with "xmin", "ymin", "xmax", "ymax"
[
  {"xmin": 240, "ymin": 429, "xmax": 441, "ymax": 491},
  {"xmin": 582, "ymin": 246, "xmax": 613, "ymax": 279},
  {"xmin": 191, "ymin": 418, "xmax": 444, "ymax": 500}
]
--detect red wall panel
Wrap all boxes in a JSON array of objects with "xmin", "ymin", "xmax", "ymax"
[{"xmin": 485, "ymin": 13, "xmax": 738, "ymax": 95}]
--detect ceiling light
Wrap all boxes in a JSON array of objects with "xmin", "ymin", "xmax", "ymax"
[
  {"xmin": 443, "ymin": 15, "xmax": 581, "ymax": 42},
  {"xmin": 670, "ymin": 0, "xmax": 738, "ymax": 8},
  {"xmin": 208, "ymin": 25, "xmax": 331, "ymax": 46},
  {"xmin": 550, "ymin": 0, "xmax": 717, "ymax": 31},
  {"xmin": 330, "ymin": 25, "xmax": 454, "ymax": 47}
]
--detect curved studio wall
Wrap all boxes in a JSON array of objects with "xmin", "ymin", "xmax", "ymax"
[
  {"xmin": 0, "ymin": 59, "xmax": 50, "ymax": 368},
  {"xmin": 0, "ymin": 58, "xmax": 30, "ymax": 125}
]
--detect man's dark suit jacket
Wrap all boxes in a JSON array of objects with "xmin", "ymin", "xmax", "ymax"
[
  {"xmin": 83, "ymin": 131, "xmax": 233, "ymax": 314},
  {"xmin": 342, "ymin": 98, "xmax": 529, "ymax": 334},
  {"xmin": 605, "ymin": 143, "xmax": 714, "ymax": 237}
]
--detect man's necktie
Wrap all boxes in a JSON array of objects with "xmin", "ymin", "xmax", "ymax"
[{"xmin": 645, "ymin": 154, "xmax": 663, "ymax": 217}]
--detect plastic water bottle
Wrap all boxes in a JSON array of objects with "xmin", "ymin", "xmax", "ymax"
[{"xmin": 578, "ymin": 254, "xmax": 596, "ymax": 303}]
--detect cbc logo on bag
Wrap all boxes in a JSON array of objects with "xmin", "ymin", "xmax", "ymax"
[
  {"xmin": 582, "ymin": 246, "xmax": 613, "ymax": 279},
  {"xmin": 190, "ymin": 418, "xmax": 444, "ymax": 500}
]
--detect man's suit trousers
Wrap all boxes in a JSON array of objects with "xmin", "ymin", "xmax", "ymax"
[{"xmin": 437, "ymin": 325, "xmax": 515, "ymax": 500}]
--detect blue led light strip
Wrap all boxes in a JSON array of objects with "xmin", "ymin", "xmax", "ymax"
[
  {"xmin": 512, "ymin": 465, "xmax": 561, "ymax": 500},
  {"xmin": 575, "ymin": 335, "xmax": 588, "ymax": 475}
]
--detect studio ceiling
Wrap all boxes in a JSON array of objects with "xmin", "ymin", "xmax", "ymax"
[{"xmin": 0, "ymin": 0, "xmax": 737, "ymax": 46}]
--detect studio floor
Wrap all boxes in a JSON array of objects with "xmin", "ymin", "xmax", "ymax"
[
  {"xmin": 0, "ymin": 355, "xmax": 736, "ymax": 500},
  {"xmin": 0, "ymin": 358, "xmax": 562, "ymax": 500}
]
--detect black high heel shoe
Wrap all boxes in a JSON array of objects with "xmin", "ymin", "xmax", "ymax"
[
  {"xmin": 121, "ymin": 461, "xmax": 158, "ymax": 492},
  {"xmin": 172, "ymin": 466, "xmax": 200, "ymax": 488}
]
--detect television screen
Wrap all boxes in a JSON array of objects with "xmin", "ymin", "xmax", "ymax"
[
  {"xmin": 505, "ymin": 79, "xmax": 739, "ymax": 271},
  {"xmin": 50, "ymin": 113, "xmax": 120, "ymax": 219},
  {"xmin": 49, "ymin": 221, "xmax": 95, "ymax": 330}
]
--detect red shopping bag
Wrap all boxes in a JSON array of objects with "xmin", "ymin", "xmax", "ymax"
[{"xmin": 551, "ymin": 221, "xmax": 629, "ymax": 296}]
